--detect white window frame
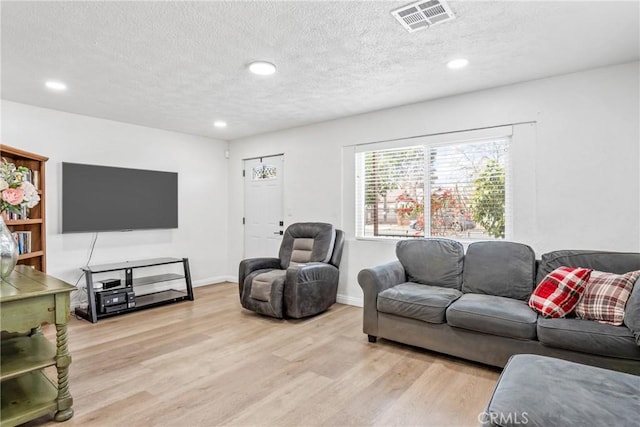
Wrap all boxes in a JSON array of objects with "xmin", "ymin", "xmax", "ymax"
[{"xmin": 354, "ymin": 126, "xmax": 513, "ymax": 241}]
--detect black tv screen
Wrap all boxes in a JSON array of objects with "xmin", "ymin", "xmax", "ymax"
[{"xmin": 62, "ymin": 162, "xmax": 178, "ymax": 233}]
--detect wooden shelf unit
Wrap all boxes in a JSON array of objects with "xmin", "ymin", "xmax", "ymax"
[
  {"xmin": 74, "ymin": 257, "xmax": 194, "ymax": 323},
  {"xmin": 0, "ymin": 144, "xmax": 48, "ymax": 272},
  {"xmin": 0, "ymin": 335, "xmax": 57, "ymax": 381},
  {"xmin": 0, "ymin": 266, "xmax": 75, "ymax": 426}
]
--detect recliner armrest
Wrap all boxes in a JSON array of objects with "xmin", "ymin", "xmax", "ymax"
[
  {"xmin": 286, "ymin": 262, "xmax": 339, "ymax": 284},
  {"xmin": 238, "ymin": 257, "xmax": 281, "ymax": 297},
  {"xmin": 284, "ymin": 263, "xmax": 340, "ymax": 318}
]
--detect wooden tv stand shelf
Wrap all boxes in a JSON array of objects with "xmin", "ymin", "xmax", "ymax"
[{"xmin": 74, "ymin": 257, "xmax": 193, "ymax": 323}]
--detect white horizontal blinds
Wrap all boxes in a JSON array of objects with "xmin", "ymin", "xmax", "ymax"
[
  {"xmin": 429, "ymin": 138, "xmax": 509, "ymax": 239},
  {"xmin": 354, "ymin": 126, "xmax": 512, "ymax": 240},
  {"xmin": 356, "ymin": 146, "xmax": 425, "ymax": 238}
]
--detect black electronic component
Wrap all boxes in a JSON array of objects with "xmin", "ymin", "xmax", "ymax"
[
  {"xmin": 100, "ymin": 278, "xmax": 122, "ymax": 290},
  {"xmin": 103, "ymin": 303, "xmax": 128, "ymax": 313},
  {"xmin": 96, "ymin": 289, "xmax": 135, "ymax": 313}
]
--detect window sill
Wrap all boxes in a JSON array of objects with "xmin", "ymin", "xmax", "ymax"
[{"xmin": 354, "ymin": 235, "xmax": 504, "ymax": 245}]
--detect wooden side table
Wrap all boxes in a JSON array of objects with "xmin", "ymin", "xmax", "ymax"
[{"xmin": 0, "ymin": 266, "xmax": 75, "ymax": 426}]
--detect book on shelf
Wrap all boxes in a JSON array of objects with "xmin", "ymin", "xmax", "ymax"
[
  {"xmin": 4, "ymin": 205, "xmax": 29, "ymax": 220},
  {"xmin": 33, "ymin": 170, "xmax": 40, "ymax": 190},
  {"xmin": 12, "ymin": 231, "xmax": 32, "ymax": 255}
]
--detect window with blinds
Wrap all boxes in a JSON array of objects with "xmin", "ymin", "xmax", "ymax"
[{"xmin": 355, "ymin": 137, "xmax": 509, "ymax": 239}]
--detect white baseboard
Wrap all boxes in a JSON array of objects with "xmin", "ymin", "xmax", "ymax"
[
  {"xmin": 197, "ymin": 279, "xmax": 364, "ymax": 307},
  {"xmin": 196, "ymin": 282, "xmax": 364, "ymax": 307},
  {"xmin": 337, "ymin": 293, "xmax": 363, "ymax": 307},
  {"xmin": 193, "ymin": 276, "xmax": 236, "ymax": 287},
  {"xmin": 70, "ymin": 276, "xmax": 236, "ymax": 310},
  {"xmin": 70, "ymin": 278, "xmax": 361, "ymax": 310}
]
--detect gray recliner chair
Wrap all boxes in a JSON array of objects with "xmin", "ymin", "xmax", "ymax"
[{"xmin": 239, "ymin": 222, "xmax": 345, "ymax": 319}]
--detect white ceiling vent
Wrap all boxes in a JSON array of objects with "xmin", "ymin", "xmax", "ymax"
[{"xmin": 391, "ymin": 0, "xmax": 456, "ymax": 33}]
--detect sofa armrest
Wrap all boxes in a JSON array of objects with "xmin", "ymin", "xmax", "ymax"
[
  {"xmin": 238, "ymin": 257, "xmax": 281, "ymax": 297},
  {"xmin": 357, "ymin": 260, "xmax": 406, "ymax": 337},
  {"xmin": 284, "ymin": 263, "xmax": 339, "ymax": 318},
  {"xmin": 623, "ymin": 277, "xmax": 640, "ymax": 346}
]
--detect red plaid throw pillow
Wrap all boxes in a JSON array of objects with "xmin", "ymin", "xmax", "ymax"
[
  {"xmin": 575, "ymin": 270, "xmax": 640, "ymax": 325},
  {"xmin": 528, "ymin": 267, "xmax": 592, "ymax": 317}
]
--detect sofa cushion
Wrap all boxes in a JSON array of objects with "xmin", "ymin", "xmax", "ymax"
[
  {"xmin": 446, "ymin": 294, "xmax": 538, "ymax": 339},
  {"xmin": 536, "ymin": 250, "xmax": 640, "ymax": 285},
  {"xmin": 624, "ymin": 276, "xmax": 640, "ymax": 345},
  {"xmin": 396, "ymin": 238, "xmax": 464, "ymax": 290},
  {"xmin": 377, "ymin": 282, "xmax": 462, "ymax": 324},
  {"xmin": 537, "ymin": 317, "xmax": 640, "ymax": 360},
  {"xmin": 528, "ymin": 266, "xmax": 592, "ymax": 318},
  {"xmin": 575, "ymin": 270, "xmax": 640, "ymax": 326},
  {"xmin": 462, "ymin": 241, "xmax": 536, "ymax": 301}
]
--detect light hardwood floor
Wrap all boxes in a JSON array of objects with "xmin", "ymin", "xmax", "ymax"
[{"xmin": 28, "ymin": 282, "xmax": 500, "ymax": 427}]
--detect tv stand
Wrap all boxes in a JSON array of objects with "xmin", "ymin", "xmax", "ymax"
[{"xmin": 74, "ymin": 257, "xmax": 194, "ymax": 323}]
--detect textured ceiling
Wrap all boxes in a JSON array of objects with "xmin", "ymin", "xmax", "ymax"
[{"xmin": 1, "ymin": 1, "xmax": 639, "ymax": 140}]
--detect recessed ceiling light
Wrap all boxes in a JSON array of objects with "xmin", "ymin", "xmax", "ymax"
[
  {"xmin": 45, "ymin": 80, "xmax": 67, "ymax": 91},
  {"xmin": 447, "ymin": 58, "xmax": 469, "ymax": 70},
  {"xmin": 213, "ymin": 120, "xmax": 227, "ymax": 128},
  {"xmin": 248, "ymin": 61, "xmax": 276, "ymax": 76}
]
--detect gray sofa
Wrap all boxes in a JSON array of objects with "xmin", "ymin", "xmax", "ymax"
[{"xmin": 358, "ymin": 239, "xmax": 640, "ymax": 374}]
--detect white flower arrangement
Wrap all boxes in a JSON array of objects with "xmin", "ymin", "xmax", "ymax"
[{"xmin": 1, "ymin": 158, "xmax": 40, "ymax": 215}]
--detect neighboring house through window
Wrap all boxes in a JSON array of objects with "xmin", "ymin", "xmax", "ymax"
[{"xmin": 355, "ymin": 127, "xmax": 511, "ymax": 240}]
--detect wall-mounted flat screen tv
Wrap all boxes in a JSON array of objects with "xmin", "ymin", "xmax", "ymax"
[{"xmin": 62, "ymin": 162, "xmax": 178, "ymax": 233}]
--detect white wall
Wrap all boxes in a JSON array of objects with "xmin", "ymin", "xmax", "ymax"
[
  {"xmin": 1, "ymin": 101, "xmax": 230, "ymax": 305},
  {"xmin": 227, "ymin": 61, "xmax": 640, "ymax": 306},
  {"xmin": 3, "ymin": 62, "xmax": 638, "ymax": 309}
]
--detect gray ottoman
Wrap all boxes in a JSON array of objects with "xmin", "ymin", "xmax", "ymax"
[{"xmin": 482, "ymin": 354, "xmax": 640, "ymax": 427}]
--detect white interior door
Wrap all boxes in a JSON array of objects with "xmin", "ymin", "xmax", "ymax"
[{"xmin": 243, "ymin": 155, "xmax": 284, "ymax": 258}]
